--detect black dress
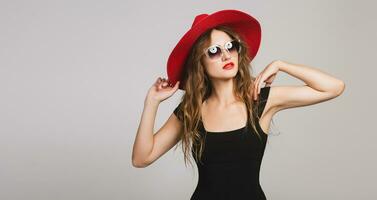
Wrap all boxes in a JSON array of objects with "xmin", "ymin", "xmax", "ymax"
[{"xmin": 173, "ymin": 86, "xmax": 271, "ymax": 200}]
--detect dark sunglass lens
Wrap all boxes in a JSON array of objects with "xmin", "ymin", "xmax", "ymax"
[
  {"xmin": 227, "ymin": 41, "xmax": 241, "ymax": 53},
  {"xmin": 207, "ymin": 46, "xmax": 222, "ymax": 59}
]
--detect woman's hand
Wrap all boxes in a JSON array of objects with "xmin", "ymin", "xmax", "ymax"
[
  {"xmin": 146, "ymin": 77, "xmax": 180, "ymax": 104},
  {"xmin": 253, "ymin": 60, "xmax": 282, "ymax": 100}
]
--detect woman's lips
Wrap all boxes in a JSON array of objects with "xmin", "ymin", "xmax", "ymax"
[{"xmin": 223, "ymin": 62, "xmax": 234, "ymax": 70}]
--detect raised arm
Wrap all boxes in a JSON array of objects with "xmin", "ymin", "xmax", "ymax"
[
  {"xmin": 132, "ymin": 78, "xmax": 182, "ymax": 168},
  {"xmin": 253, "ymin": 60, "xmax": 345, "ymax": 113}
]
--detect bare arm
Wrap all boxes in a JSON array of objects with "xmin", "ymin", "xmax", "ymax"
[
  {"xmin": 254, "ymin": 60, "xmax": 346, "ymax": 113},
  {"xmin": 273, "ymin": 61, "xmax": 345, "ymax": 111},
  {"xmin": 131, "ymin": 98, "xmax": 158, "ymax": 167},
  {"xmin": 131, "ymin": 78, "xmax": 181, "ymax": 168}
]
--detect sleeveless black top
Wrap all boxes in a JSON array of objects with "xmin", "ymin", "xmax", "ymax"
[{"xmin": 173, "ymin": 86, "xmax": 271, "ymax": 200}]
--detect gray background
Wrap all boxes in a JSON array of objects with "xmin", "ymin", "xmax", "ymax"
[{"xmin": 1, "ymin": 0, "xmax": 376, "ymax": 199}]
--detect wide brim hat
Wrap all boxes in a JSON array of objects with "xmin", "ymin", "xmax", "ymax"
[{"xmin": 167, "ymin": 9, "xmax": 262, "ymax": 90}]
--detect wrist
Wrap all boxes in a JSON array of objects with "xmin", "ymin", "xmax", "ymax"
[
  {"xmin": 144, "ymin": 96, "xmax": 160, "ymax": 107},
  {"xmin": 275, "ymin": 60, "xmax": 288, "ymax": 72}
]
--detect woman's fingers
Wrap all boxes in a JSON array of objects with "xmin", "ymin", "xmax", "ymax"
[
  {"xmin": 254, "ymin": 75, "xmax": 261, "ymax": 100},
  {"xmin": 172, "ymin": 81, "xmax": 180, "ymax": 91},
  {"xmin": 161, "ymin": 78, "xmax": 167, "ymax": 88},
  {"xmin": 258, "ymin": 77, "xmax": 264, "ymax": 94},
  {"xmin": 154, "ymin": 77, "xmax": 158, "ymax": 83},
  {"xmin": 158, "ymin": 78, "xmax": 164, "ymax": 90},
  {"xmin": 155, "ymin": 77, "xmax": 176, "ymax": 91}
]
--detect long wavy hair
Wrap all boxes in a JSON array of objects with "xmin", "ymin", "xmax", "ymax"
[{"xmin": 174, "ymin": 25, "xmax": 270, "ymax": 169}]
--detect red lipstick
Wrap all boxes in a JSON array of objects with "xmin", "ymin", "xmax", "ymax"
[{"xmin": 223, "ymin": 62, "xmax": 234, "ymax": 69}]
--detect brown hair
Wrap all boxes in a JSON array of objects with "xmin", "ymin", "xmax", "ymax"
[{"xmin": 174, "ymin": 25, "xmax": 267, "ymax": 169}]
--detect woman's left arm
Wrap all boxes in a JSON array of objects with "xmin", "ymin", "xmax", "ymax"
[{"xmin": 254, "ymin": 60, "xmax": 346, "ymax": 111}]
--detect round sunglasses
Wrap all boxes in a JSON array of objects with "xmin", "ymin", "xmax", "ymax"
[{"xmin": 202, "ymin": 39, "xmax": 242, "ymax": 60}]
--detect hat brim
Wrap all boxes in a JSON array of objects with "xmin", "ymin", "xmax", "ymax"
[{"xmin": 167, "ymin": 9, "xmax": 262, "ymax": 90}]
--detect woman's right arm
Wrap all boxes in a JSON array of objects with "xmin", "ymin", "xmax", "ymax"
[{"xmin": 131, "ymin": 78, "xmax": 181, "ymax": 168}]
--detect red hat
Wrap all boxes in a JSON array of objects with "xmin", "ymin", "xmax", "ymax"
[{"xmin": 166, "ymin": 9, "xmax": 262, "ymax": 90}]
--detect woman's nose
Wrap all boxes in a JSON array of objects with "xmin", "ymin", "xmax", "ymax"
[{"xmin": 222, "ymin": 50, "xmax": 232, "ymax": 60}]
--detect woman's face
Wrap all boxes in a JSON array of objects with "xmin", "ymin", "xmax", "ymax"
[{"xmin": 202, "ymin": 29, "xmax": 239, "ymax": 80}]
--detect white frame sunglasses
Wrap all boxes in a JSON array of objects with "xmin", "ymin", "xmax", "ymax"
[{"xmin": 202, "ymin": 39, "xmax": 242, "ymax": 60}]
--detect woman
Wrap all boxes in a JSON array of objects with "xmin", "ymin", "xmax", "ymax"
[{"xmin": 132, "ymin": 9, "xmax": 345, "ymax": 200}]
